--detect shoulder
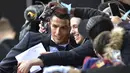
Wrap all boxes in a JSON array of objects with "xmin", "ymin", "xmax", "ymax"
[
  {"xmin": 21, "ymin": 32, "xmax": 50, "ymax": 47},
  {"xmin": 26, "ymin": 31, "xmax": 50, "ymax": 41}
]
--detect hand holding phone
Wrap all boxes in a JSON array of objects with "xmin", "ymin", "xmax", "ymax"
[{"xmin": 108, "ymin": 3, "xmax": 121, "ymax": 17}]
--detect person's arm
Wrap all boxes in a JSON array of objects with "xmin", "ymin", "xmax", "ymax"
[
  {"xmin": 39, "ymin": 40, "xmax": 96, "ymax": 67},
  {"xmin": 71, "ymin": 7, "xmax": 109, "ymax": 19}
]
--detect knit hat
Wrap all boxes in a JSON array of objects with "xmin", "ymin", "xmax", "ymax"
[{"xmin": 78, "ymin": 15, "xmax": 113, "ymax": 39}]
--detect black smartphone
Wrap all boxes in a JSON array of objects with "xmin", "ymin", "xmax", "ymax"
[{"xmin": 108, "ymin": 3, "xmax": 121, "ymax": 17}]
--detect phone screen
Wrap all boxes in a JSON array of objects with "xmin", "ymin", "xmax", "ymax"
[{"xmin": 108, "ymin": 3, "xmax": 121, "ymax": 17}]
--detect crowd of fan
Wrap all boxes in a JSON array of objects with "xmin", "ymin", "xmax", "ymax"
[{"xmin": 0, "ymin": 0, "xmax": 130, "ymax": 73}]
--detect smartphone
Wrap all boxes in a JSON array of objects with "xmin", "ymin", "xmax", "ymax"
[
  {"xmin": 108, "ymin": 3, "xmax": 121, "ymax": 17},
  {"xmin": 111, "ymin": 50, "xmax": 121, "ymax": 62}
]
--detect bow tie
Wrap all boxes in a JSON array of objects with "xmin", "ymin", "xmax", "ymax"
[{"xmin": 49, "ymin": 40, "xmax": 66, "ymax": 51}]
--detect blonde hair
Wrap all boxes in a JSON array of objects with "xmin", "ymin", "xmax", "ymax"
[
  {"xmin": 93, "ymin": 27, "xmax": 125, "ymax": 60},
  {"xmin": 104, "ymin": 27, "xmax": 125, "ymax": 59}
]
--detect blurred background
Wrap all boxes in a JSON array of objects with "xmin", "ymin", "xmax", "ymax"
[{"xmin": 0, "ymin": 0, "xmax": 105, "ymax": 34}]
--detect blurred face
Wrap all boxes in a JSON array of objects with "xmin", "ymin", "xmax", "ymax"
[
  {"xmin": 50, "ymin": 16, "xmax": 70, "ymax": 44},
  {"xmin": 120, "ymin": 0, "xmax": 130, "ymax": 5},
  {"xmin": 70, "ymin": 17, "xmax": 84, "ymax": 44}
]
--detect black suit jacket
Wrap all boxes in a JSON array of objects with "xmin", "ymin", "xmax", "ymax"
[
  {"xmin": 0, "ymin": 39, "xmax": 18, "ymax": 62},
  {"xmin": 0, "ymin": 32, "xmax": 76, "ymax": 73}
]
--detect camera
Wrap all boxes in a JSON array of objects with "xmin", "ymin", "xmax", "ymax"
[{"xmin": 24, "ymin": 5, "xmax": 44, "ymax": 21}]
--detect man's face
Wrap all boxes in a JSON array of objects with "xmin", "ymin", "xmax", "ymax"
[
  {"xmin": 50, "ymin": 16, "xmax": 70, "ymax": 44},
  {"xmin": 70, "ymin": 17, "xmax": 84, "ymax": 44}
]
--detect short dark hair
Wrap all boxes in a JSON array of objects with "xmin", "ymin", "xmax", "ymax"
[
  {"xmin": 93, "ymin": 31, "xmax": 110, "ymax": 55},
  {"xmin": 51, "ymin": 7, "xmax": 70, "ymax": 20}
]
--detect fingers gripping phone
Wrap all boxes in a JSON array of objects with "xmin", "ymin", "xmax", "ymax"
[{"xmin": 108, "ymin": 3, "xmax": 121, "ymax": 17}]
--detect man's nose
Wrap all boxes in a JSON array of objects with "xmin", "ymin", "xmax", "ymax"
[
  {"xmin": 55, "ymin": 28, "xmax": 60, "ymax": 35},
  {"xmin": 70, "ymin": 28, "xmax": 74, "ymax": 34}
]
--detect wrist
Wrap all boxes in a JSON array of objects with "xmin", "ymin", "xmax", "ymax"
[
  {"xmin": 29, "ymin": 58, "xmax": 44, "ymax": 66},
  {"xmin": 29, "ymin": 60, "xmax": 35, "ymax": 67}
]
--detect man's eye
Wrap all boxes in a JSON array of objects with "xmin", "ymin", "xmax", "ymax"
[
  {"xmin": 74, "ymin": 26, "xmax": 78, "ymax": 28},
  {"xmin": 73, "ymin": 25, "xmax": 78, "ymax": 28}
]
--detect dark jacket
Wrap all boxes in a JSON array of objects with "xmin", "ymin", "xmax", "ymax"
[
  {"xmin": 0, "ymin": 39, "xmax": 18, "ymax": 62},
  {"xmin": 121, "ymin": 31, "xmax": 130, "ymax": 65},
  {"xmin": 98, "ymin": 1, "xmax": 130, "ymax": 12},
  {"xmin": 39, "ymin": 39, "xmax": 95, "ymax": 67},
  {"xmin": 0, "ymin": 32, "xmax": 76, "ymax": 73},
  {"xmin": 38, "ymin": 7, "xmax": 108, "ymax": 67},
  {"xmin": 81, "ymin": 65, "xmax": 130, "ymax": 73},
  {"xmin": 73, "ymin": 7, "xmax": 109, "ymax": 19},
  {"xmin": 117, "ymin": 22, "xmax": 130, "ymax": 65},
  {"xmin": 0, "ymin": 33, "xmax": 19, "ymax": 62}
]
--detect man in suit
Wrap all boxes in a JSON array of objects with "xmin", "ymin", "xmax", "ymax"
[
  {"xmin": 16, "ymin": 15, "xmax": 114, "ymax": 73},
  {"xmin": 0, "ymin": 8, "xmax": 78, "ymax": 73}
]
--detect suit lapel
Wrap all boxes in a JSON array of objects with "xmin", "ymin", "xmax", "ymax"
[
  {"xmin": 41, "ymin": 34, "xmax": 78, "ymax": 51},
  {"xmin": 41, "ymin": 34, "xmax": 51, "ymax": 51}
]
